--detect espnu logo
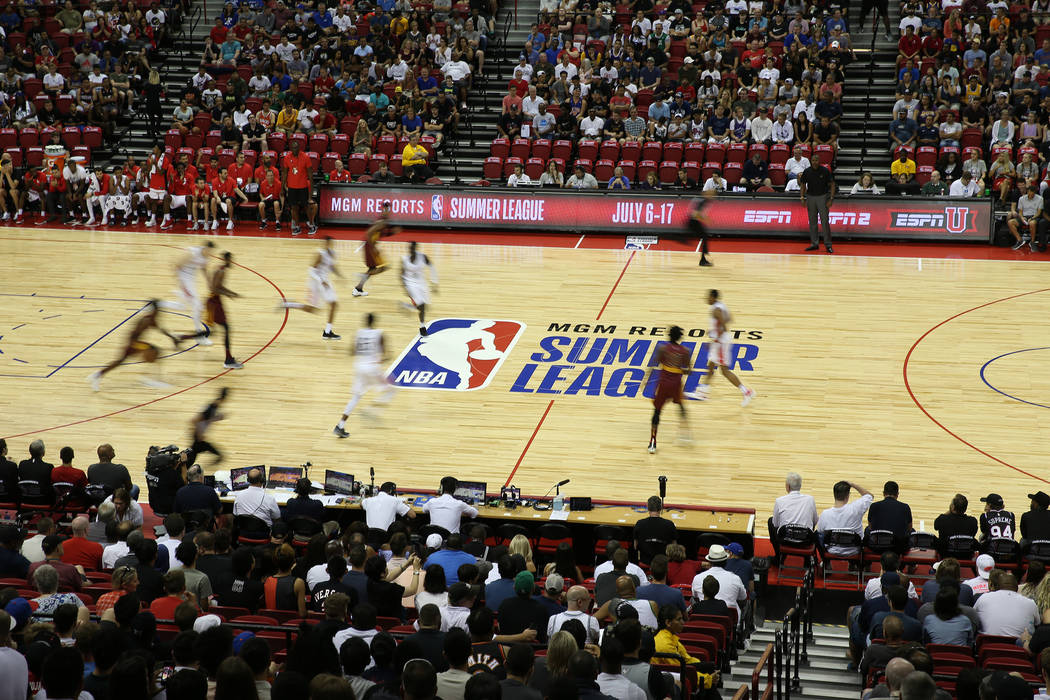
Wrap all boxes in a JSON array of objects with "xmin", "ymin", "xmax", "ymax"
[{"xmin": 889, "ymin": 206, "xmax": 974, "ymax": 234}]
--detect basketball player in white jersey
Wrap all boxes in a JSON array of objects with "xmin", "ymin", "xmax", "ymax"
[
  {"xmin": 104, "ymin": 167, "xmax": 134, "ymax": 224},
  {"xmin": 278, "ymin": 236, "xmax": 343, "ymax": 340},
  {"xmin": 167, "ymin": 241, "xmax": 215, "ymax": 345},
  {"xmin": 687, "ymin": 289, "xmax": 755, "ymax": 406},
  {"xmin": 333, "ymin": 313, "xmax": 396, "ymax": 438},
  {"xmin": 401, "ymin": 241, "xmax": 438, "ymax": 336}
]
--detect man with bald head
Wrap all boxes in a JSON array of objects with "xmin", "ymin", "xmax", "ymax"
[
  {"xmin": 900, "ymin": 671, "xmax": 937, "ymax": 700},
  {"xmin": 859, "ymin": 614, "xmax": 910, "ymax": 678},
  {"xmin": 594, "ymin": 548, "xmax": 640, "ymax": 606},
  {"xmin": 548, "ymin": 585, "xmax": 600, "ymax": 643},
  {"xmin": 869, "ymin": 657, "xmax": 914, "ymax": 699},
  {"xmin": 232, "ymin": 468, "xmax": 280, "ymax": 527},
  {"xmin": 60, "ymin": 516, "xmax": 103, "ymax": 569},
  {"xmin": 595, "ymin": 576, "xmax": 659, "ymax": 629},
  {"xmin": 173, "ymin": 464, "xmax": 222, "ymax": 518}
]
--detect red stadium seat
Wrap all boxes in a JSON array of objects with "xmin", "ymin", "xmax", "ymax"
[
  {"xmin": 662, "ymin": 141, "xmax": 683, "ymax": 164},
  {"xmin": 217, "ymin": 148, "xmax": 236, "ymax": 168},
  {"xmin": 308, "ymin": 133, "xmax": 328, "ymax": 154},
  {"xmin": 637, "ymin": 159, "xmax": 657, "ymax": 183},
  {"xmin": 747, "ymin": 143, "xmax": 769, "ymax": 161},
  {"xmin": 483, "ymin": 156, "xmax": 502, "ymax": 180},
  {"xmin": 490, "ymin": 137, "xmax": 509, "ymax": 159},
  {"xmin": 599, "ymin": 139, "xmax": 620, "ymax": 162},
  {"xmin": 184, "ymin": 133, "xmax": 204, "ymax": 150},
  {"xmin": 684, "ymin": 142, "xmax": 705, "ymax": 163},
  {"xmin": 814, "ymin": 143, "xmax": 835, "ymax": 163},
  {"xmin": 726, "ymin": 143, "xmax": 747, "ymax": 163},
  {"xmin": 205, "ymin": 130, "xmax": 222, "ymax": 148},
  {"xmin": 961, "ymin": 128, "xmax": 983, "ymax": 150},
  {"xmin": 61, "ymin": 126, "xmax": 81, "ymax": 148},
  {"xmin": 503, "ymin": 156, "xmax": 523, "ymax": 178},
  {"xmin": 0, "ymin": 129, "xmax": 15, "ymax": 150},
  {"xmin": 376, "ymin": 134, "xmax": 396, "ymax": 157},
  {"xmin": 577, "ymin": 139, "xmax": 599, "ymax": 161},
  {"xmin": 571, "ymin": 158, "xmax": 592, "ymax": 174},
  {"xmin": 19, "ymin": 128, "xmax": 39, "ymax": 149},
  {"xmin": 386, "ymin": 153, "xmax": 401, "ymax": 176},
  {"xmin": 329, "ymin": 134, "xmax": 350, "ymax": 156},
  {"xmin": 658, "ymin": 161, "xmax": 679, "ymax": 184},
  {"xmin": 23, "ymin": 78, "xmax": 43, "ymax": 100},
  {"xmin": 642, "ymin": 140, "xmax": 663, "ymax": 162},
  {"xmin": 164, "ymin": 129, "xmax": 182, "ymax": 150},
  {"xmin": 532, "ymin": 139, "xmax": 552, "ymax": 161},
  {"xmin": 617, "ymin": 160, "xmax": 636, "ymax": 182},
  {"xmin": 916, "ymin": 146, "xmax": 937, "ymax": 169},
  {"xmin": 348, "ymin": 153, "xmax": 368, "ymax": 176},
  {"xmin": 594, "ymin": 159, "xmax": 615, "ymax": 182},
  {"xmin": 723, "ymin": 161, "xmax": 743, "ymax": 184},
  {"xmin": 769, "ymin": 143, "xmax": 790, "ymax": 165},
  {"xmin": 705, "ymin": 143, "xmax": 726, "ymax": 164},
  {"xmin": 525, "ymin": 157, "xmax": 544, "ymax": 180},
  {"xmin": 681, "ymin": 160, "xmax": 700, "ymax": 181},
  {"xmin": 5, "ymin": 148, "xmax": 22, "ymax": 167},
  {"xmin": 511, "ymin": 137, "xmax": 531, "ymax": 161},
  {"xmin": 796, "ymin": 143, "xmax": 812, "ymax": 159},
  {"xmin": 621, "ymin": 141, "xmax": 642, "ymax": 163},
  {"xmin": 368, "ymin": 153, "xmax": 388, "ymax": 174},
  {"xmin": 289, "ymin": 133, "xmax": 308, "ymax": 152},
  {"xmin": 551, "ymin": 140, "xmax": 573, "ymax": 161},
  {"xmin": 768, "ymin": 162, "xmax": 786, "ymax": 186},
  {"xmin": 700, "ymin": 162, "xmax": 721, "ymax": 181},
  {"xmin": 194, "ymin": 112, "xmax": 213, "ymax": 133}
]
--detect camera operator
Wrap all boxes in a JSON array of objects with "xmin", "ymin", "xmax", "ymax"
[{"xmin": 145, "ymin": 446, "xmax": 188, "ymax": 517}]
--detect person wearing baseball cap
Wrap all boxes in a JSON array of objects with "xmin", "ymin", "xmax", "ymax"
[
  {"xmin": 691, "ymin": 545, "xmax": 747, "ymax": 613},
  {"xmin": 536, "ymin": 573, "xmax": 566, "ymax": 616},
  {"xmin": 963, "ymin": 553, "xmax": 996, "ymax": 596},
  {"xmin": 496, "ymin": 570, "xmax": 550, "ymax": 641},
  {"xmin": 1021, "ymin": 491, "xmax": 1050, "ymax": 556},
  {"xmin": 979, "ymin": 493, "xmax": 1016, "ymax": 548}
]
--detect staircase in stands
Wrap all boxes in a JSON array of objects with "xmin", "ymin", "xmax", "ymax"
[{"xmin": 726, "ymin": 622, "xmax": 861, "ymax": 700}]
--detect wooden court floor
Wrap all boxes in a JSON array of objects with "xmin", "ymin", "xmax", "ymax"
[{"xmin": 1, "ymin": 227, "xmax": 1048, "ymax": 531}]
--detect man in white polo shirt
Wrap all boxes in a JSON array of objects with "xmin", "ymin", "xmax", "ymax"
[
  {"xmin": 691, "ymin": 545, "xmax": 747, "ymax": 612},
  {"xmin": 422, "ymin": 476, "xmax": 478, "ymax": 534},
  {"xmin": 593, "ymin": 540, "xmax": 647, "ymax": 581},
  {"xmin": 362, "ymin": 482, "xmax": 416, "ymax": 530},
  {"xmin": 548, "ymin": 585, "xmax": 600, "ymax": 643},
  {"xmin": 232, "ymin": 468, "xmax": 281, "ymax": 527}
]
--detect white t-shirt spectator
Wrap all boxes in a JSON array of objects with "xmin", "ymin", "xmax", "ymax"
[
  {"xmin": 422, "ymin": 494, "xmax": 478, "ymax": 534},
  {"xmin": 557, "ymin": 61, "xmax": 579, "ymax": 81},
  {"xmin": 233, "ymin": 486, "xmax": 282, "ymax": 527},
  {"xmin": 784, "ymin": 156, "xmax": 810, "ymax": 178},
  {"xmin": 548, "ymin": 609, "xmax": 600, "ymax": 643},
  {"xmin": 973, "ymin": 589, "xmax": 1040, "ymax": 637},
  {"xmin": 362, "ymin": 491, "xmax": 412, "ymax": 530},
  {"xmin": 298, "ymin": 107, "xmax": 319, "ymax": 130},
  {"xmin": 692, "ymin": 567, "xmax": 747, "ymax": 611},
  {"xmin": 899, "ymin": 15, "xmax": 921, "ymax": 32},
  {"xmin": 442, "ymin": 60, "xmax": 471, "ymax": 82},
  {"xmin": 507, "ymin": 171, "xmax": 533, "ymax": 187},
  {"xmin": 725, "ymin": 0, "xmax": 747, "ymax": 14},
  {"xmin": 594, "ymin": 560, "xmax": 647, "ymax": 581},
  {"xmin": 145, "ymin": 8, "xmax": 166, "ymax": 26},
  {"xmin": 631, "ymin": 17, "xmax": 651, "ymax": 35},
  {"xmin": 43, "ymin": 72, "xmax": 66, "ymax": 91},
  {"xmin": 275, "ymin": 41, "xmax": 296, "ymax": 62},
  {"xmin": 597, "ymin": 673, "xmax": 646, "ymax": 700},
  {"xmin": 387, "ymin": 59, "xmax": 409, "ymax": 82},
  {"xmin": 772, "ymin": 489, "xmax": 818, "ymax": 529},
  {"xmin": 0, "ymin": 646, "xmax": 28, "ymax": 700},
  {"xmin": 521, "ymin": 95, "xmax": 544, "ymax": 118},
  {"xmin": 816, "ymin": 494, "xmax": 874, "ymax": 556},
  {"xmin": 950, "ymin": 178, "xmax": 978, "ymax": 197},
  {"xmin": 580, "ymin": 115, "xmax": 605, "ymax": 136}
]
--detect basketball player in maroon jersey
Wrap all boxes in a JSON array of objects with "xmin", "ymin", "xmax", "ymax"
[
  {"xmin": 648, "ymin": 325, "xmax": 692, "ymax": 453},
  {"xmin": 352, "ymin": 202, "xmax": 400, "ymax": 297}
]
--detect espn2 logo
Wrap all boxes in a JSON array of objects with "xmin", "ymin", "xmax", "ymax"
[
  {"xmin": 828, "ymin": 212, "xmax": 871, "ymax": 226},
  {"xmin": 388, "ymin": 319, "xmax": 526, "ymax": 391},
  {"xmin": 743, "ymin": 210, "xmax": 792, "ymax": 224},
  {"xmin": 890, "ymin": 207, "xmax": 972, "ymax": 233}
]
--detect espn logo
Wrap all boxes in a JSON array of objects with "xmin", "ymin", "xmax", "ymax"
[
  {"xmin": 828, "ymin": 212, "xmax": 872, "ymax": 226},
  {"xmin": 890, "ymin": 207, "xmax": 972, "ymax": 233},
  {"xmin": 743, "ymin": 209, "xmax": 792, "ymax": 224}
]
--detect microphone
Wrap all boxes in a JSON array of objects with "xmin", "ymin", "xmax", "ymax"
[
  {"xmin": 659, "ymin": 475, "xmax": 667, "ymax": 500},
  {"xmin": 541, "ymin": 479, "xmax": 570, "ymax": 498},
  {"xmin": 369, "ymin": 467, "xmax": 375, "ymax": 497}
]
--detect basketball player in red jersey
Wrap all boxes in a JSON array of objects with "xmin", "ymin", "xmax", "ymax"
[
  {"xmin": 190, "ymin": 177, "xmax": 213, "ymax": 231},
  {"xmin": 228, "ymin": 152, "xmax": 253, "ymax": 194},
  {"xmin": 145, "ymin": 146, "xmax": 169, "ymax": 227},
  {"xmin": 161, "ymin": 162, "xmax": 195, "ymax": 230},
  {"xmin": 88, "ymin": 300, "xmax": 180, "ymax": 391},
  {"xmin": 648, "ymin": 325, "xmax": 692, "ymax": 454},
  {"xmin": 211, "ymin": 167, "xmax": 249, "ymax": 231},
  {"xmin": 179, "ymin": 251, "xmax": 243, "ymax": 369},
  {"xmin": 257, "ymin": 169, "xmax": 283, "ymax": 231},
  {"xmin": 352, "ymin": 201, "xmax": 399, "ymax": 297}
]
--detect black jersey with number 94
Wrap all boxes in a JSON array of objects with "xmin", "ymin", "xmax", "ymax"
[{"xmin": 981, "ymin": 509, "xmax": 1016, "ymax": 541}]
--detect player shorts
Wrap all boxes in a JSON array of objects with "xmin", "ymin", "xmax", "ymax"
[
  {"xmin": 348, "ymin": 363, "xmax": 388, "ymax": 400},
  {"xmin": 205, "ymin": 294, "xmax": 226, "ymax": 325},
  {"xmin": 107, "ymin": 195, "xmax": 130, "ymax": 212},
  {"xmin": 216, "ymin": 200, "xmax": 230, "ymax": 215},
  {"xmin": 129, "ymin": 340, "xmax": 154, "ymax": 354},
  {"xmin": 169, "ymin": 195, "xmax": 188, "ymax": 209},
  {"xmin": 708, "ymin": 333, "xmax": 733, "ymax": 367},
  {"xmin": 365, "ymin": 245, "xmax": 385, "ymax": 269},
  {"xmin": 652, "ymin": 375, "xmax": 683, "ymax": 411},
  {"xmin": 404, "ymin": 280, "xmax": 429, "ymax": 306},
  {"xmin": 148, "ymin": 187, "xmax": 166, "ymax": 201},
  {"xmin": 177, "ymin": 271, "xmax": 199, "ymax": 306},
  {"xmin": 286, "ymin": 187, "xmax": 309, "ymax": 207},
  {"xmin": 308, "ymin": 274, "xmax": 337, "ymax": 306},
  {"xmin": 260, "ymin": 199, "xmax": 279, "ymax": 216},
  {"xmin": 27, "ymin": 190, "xmax": 40, "ymax": 203}
]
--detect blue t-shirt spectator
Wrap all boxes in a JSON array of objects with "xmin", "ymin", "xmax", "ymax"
[
  {"xmin": 402, "ymin": 114, "xmax": 423, "ymax": 133},
  {"xmin": 220, "ymin": 39, "xmax": 241, "ymax": 61},
  {"xmin": 417, "ymin": 75, "xmax": 438, "ymax": 94},
  {"xmin": 371, "ymin": 92, "xmax": 390, "ymax": 110},
  {"xmin": 648, "ymin": 100, "xmax": 670, "ymax": 122},
  {"xmin": 312, "ymin": 10, "xmax": 333, "ymax": 28},
  {"xmin": 816, "ymin": 100, "xmax": 843, "ymax": 120},
  {"xmin": 423, "ymin": 548, "xmax": 477, "ymax": 585},
  {"xmin": 640, "ymin": 66, "xmax": 662, "ymax": 88},
  {"xmin": 637, "ymin": 583, "xmax": 686, "ymax": 614},
  {"xmin": 708, "ymin": 113, "xmax": 730, "ymax": 138}
]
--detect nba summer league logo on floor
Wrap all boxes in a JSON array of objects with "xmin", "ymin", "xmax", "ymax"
[
  {"xmin": 509, "ymin": 324, "xmax": 764, "ymax": 398},
  {"xmin": 388, "ymin": 319, "xmax": 527, "ymax": 391}
]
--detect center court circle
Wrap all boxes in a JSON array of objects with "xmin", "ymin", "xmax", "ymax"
[{"xmin": 980, "ymin": 347, "xmax": 1050, "ymax": 410}]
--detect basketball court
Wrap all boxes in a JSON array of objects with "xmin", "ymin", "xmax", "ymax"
[{"xmin": 1, "ymin": 226, "xmax": 1047, "ymax": 530}]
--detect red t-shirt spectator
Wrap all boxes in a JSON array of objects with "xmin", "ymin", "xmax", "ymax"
[
  {"xmin": 209, "ymin": 24, "xmax": 228, "ymax": 44},
  {"xmin": 667, "ymin": 558, "xmax": 701, "ymax": 586},
  {"xmin": 27, "ymin": 559, "xmax": 82, "ymax": 592},
  {"xmin": 61, "ymin": 537, "xmax": 103, "ymax": 570},
  {"xmin": 898, "ymin": 33, "xmax": 921, "ymax": 57},
  {"xmin": 150, "ymin": 594, "xmax": 195, "ymax": 620},
  {"xmin": 50, "ymin": 465, "xmax": 87, "ymax": 489},
  {"xmin": 193, "ymin": 182, "xmax": 212, "ymax": 199},
  {"xmin": 508, "ymin": 78, "xmax": 528, "ymax": 97},
  {"xmin": 922, "ymin": 35, "xmax": 943, "ymax": 55},
  {"xmin": 282, "ymin": 152, "xmax": 312, "ymax": 189},
  {"xmin": 329, "ymin": 168, "xmax": 352, "ymax": 182}
]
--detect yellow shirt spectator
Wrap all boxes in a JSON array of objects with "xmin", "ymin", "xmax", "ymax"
[
  {"xmin": 276, "ymin": 107, "xmax": 299, "ymax": 133},
  {"xmin": 654, "ymin": 628, "xmax": 702, "ymax": 665},
  {"xmin": 891, "ymin": 157, "xmax": 916, "ymax": 177},
  {"xmin": 403, "ymin": 142, "xmax": 429, "ymax": 167}
]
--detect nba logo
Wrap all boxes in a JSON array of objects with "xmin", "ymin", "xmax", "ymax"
[
  {"xmin": 430, "ymin": 194, "xmax": 444, "ymax": 221},
  {"xmin": 388, "ymin": 319, "xmax": 526, "ymax": 391}
]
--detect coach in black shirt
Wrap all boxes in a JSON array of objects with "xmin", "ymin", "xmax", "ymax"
[
  {"xmin": 799, "ymin": 153, "xmax": 835, "ymax": 253},
  {"xmin": 867, "ymin": 481, "xmax": 913, "ymax": 553},
  {"xmin": 979, "ymin": 493, "xmax": 1016, "ymax": 544},
  {"xmin": 633, "ymin": 497, "xmax": 678, "ymax": 563},
  {"xmin": 18, "ymin": 439, "xmax": 54, "ymax": 500},
  {"xmin": 933, "ymin": 493, "xmax": 979, "ymax": 555},
  {"xmin": 1021, "ymin": 491, "xmax": 1050, "ymax": 552}
]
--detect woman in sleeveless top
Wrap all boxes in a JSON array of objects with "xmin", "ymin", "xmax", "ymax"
[{"xmin": 263, "ymin": 544, "xmax": 307, "ymax": 617}]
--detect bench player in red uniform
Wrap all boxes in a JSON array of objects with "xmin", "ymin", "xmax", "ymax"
[
  {"xmin": 211, "ymin": 166, "xmax": 249, "ymax": 231},
  {"xmin": 190, "ymin": 176, "xmax": 213, "ymax": 231},
  {"xmin": 258, "ymin": 169, "xmax": 283, "ymax": 231},
  {"xmin": 648, "ymin": 325, "xmax": 692, "ymax": 454}
]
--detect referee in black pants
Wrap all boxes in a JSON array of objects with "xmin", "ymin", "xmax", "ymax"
[{"xmin": 799, "ymin": 153, "xmax": 835, "ymax": 254}]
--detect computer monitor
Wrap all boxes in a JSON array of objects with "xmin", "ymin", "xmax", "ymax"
[
  {"xmin": 230, "ymin": 465, "xmax": 264, "ymax": 491},
  {"xmin": 324, "ymin": 470, "xmax": 355, "ymax": 496},
  {"xmin": 267, "ymin": 466, "xmax": 303, "ymax": 490},
  {"xmin": 453, "ymin": 481, "xmax": 487, "ymax": 505}
]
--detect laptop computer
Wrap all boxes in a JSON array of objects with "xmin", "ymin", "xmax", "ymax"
[{"xmin": 324, "ymin": 470, "xmax": 355, "ymax": 496}]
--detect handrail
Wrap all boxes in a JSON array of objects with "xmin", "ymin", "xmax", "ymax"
[
  {"xmin": 751, "ymin": 642, "xmax": 774, "ymax": 700},
  {"xmin": 859, "ymin": 3, "xmax": 880, "ymax": 176},
  {"xmin": 732, "ymin": 685, "xmax": 751, "ymax": 700}
]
